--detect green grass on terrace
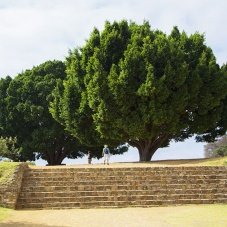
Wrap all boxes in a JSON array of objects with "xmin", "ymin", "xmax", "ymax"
[
  {"xmin": 147, "ymin": 156, "xmax": 227, "ymax": 166},
  {"xmin": 0, "ymin": 162, "xmax": 20, "ymax": 185}
]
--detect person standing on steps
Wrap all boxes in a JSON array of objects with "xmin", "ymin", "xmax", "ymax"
[
  {"xmin": 102, "ymin": 145, "xmax": 110, "ymax": 165},
  {"xmin": 88, "ymin": 151, "xmax": 92, "ymax": 164}
]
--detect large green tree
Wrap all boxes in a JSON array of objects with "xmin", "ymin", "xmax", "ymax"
[
  {"xmin": 51, "ymin": 21, "xmax": 227, "ymax": 161},
  {"xmin": 1, "ymin": 60, "xmax": 98, "ymax": 165}
]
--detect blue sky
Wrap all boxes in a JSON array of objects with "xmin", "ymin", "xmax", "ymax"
[{"xmin": 1, "ymin": 0, "xmax": 226, "ymax": 164}]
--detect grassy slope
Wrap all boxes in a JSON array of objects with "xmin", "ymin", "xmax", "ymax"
[
  {"xmin": 194, "ymin": 156, "xmax": 227, "ymax": 166},
  {"xmin": 0, "ymin": 162, "xmax": 20, "ymax": 185},
  {"xmin": 149, "ymin": 156, "xmax": 227, "ymax": 166}
]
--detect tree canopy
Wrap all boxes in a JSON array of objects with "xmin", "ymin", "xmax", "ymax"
[
  {"xmin": 0, "ymin": 60, "xmax": 100, "ymax": 165},
  {"xmin": 51, "ymin": 20, "xmax": 227, "ymax": 161},
  {"xmin": 0, "ymin": 76, "xmax": 12, "ymax": 137},
  {"xmin": 196, "ymin": 64, "xmax": 227, "ymax": 142}
]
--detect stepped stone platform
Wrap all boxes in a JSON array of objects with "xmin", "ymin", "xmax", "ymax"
[{"xmin": 16, "ymin": 163, "xmax": 227, "ymax": 209}]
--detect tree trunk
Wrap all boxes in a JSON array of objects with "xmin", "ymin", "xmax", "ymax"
[
  {"xmin": 128, "ymin": 136, "xmax": 169, "ymax": 162},
  {"xmin": 138, "ymin": 143, "xmax": 156, "ymax": 161},
  {"xmin": 46, "ymin": 149, "xmax": 66, "ymax": 165}
]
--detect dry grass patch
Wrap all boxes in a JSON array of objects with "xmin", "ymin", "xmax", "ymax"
[
  {"xmin": 147, "ymin": 156, "xmax": 227, "ymax": 166},
  {"xmin": 196, "ymin": 156, "xmax": 227, "ymax": 166}
]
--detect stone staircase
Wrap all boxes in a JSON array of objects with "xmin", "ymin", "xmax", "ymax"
[{"xmin": 16, "ymin": 166, "xmax": 227, "ymax": 209}]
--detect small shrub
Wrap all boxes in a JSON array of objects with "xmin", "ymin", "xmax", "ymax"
[
  {"xmin": 0, "ymin": 137, "xmax": 21, "ymax": 161},
  {"xmin": 26, "ymin": 161, "xmax": 36, "ymax": 166},
  {"xmin": 214, "ymin": 146, "xmax": 227, "ymax": 157}
]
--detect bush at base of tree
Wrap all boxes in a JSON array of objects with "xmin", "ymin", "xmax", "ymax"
[
  {"xmin": 0, "ymin": 137, "xmax": 21, "ymax": 161},
  {"xmin": 204, "ymin": 135, "xmax": 227, "ymax": 158},
  {"xmin": 214, "ymin": 146, "xmax": 227, "ymax": 157}
]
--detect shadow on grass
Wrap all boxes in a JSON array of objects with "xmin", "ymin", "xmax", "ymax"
[{"xmin": 0, "ymin": 222, "xmax": 63, "ymax": 227}]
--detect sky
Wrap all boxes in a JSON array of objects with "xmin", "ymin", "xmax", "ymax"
[{"xmin": 1, "ymin": 0, "xmax": 226, "ymax": 165}]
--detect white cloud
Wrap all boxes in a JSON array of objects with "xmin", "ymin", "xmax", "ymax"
[{"xmin": 0, "ymin": 0, "xmax": 226, "ymax": 76}]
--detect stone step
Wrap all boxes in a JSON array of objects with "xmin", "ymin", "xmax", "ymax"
[
  {"xmin": 24, "ymin": 172, "xmax": 227, "ymax": 181},
  {"xmin": 24, "ymin": 174, "xmax": 227, "ymax": 180},
  {"xmin": 24, "ymin": 169, "xmax": 227, "ymax": 176},
  {"xmin": 24, "ymin": 166, "xmax": 227, "ymax": 172},
  {"xmin": 18, "ymin": 188, "xmax": 227, "ymax": 198},
  {"xmin": 20, "ymin": 179, "xmax": 227, "ymax": 188},
  {"xmin": 22, "ymin": 174, "xmax": 227, "ymax": 182},
  {"xmin": 17, "ymin": 166, "xmax": 227, "ymax": 209},
  {"xmin": 19, "ymin": 182, "xmax": 227, "ymax": 192},
  {"xmin": 17, "ymin": 193, "xmax": 227, "ymax": 203},
  {"xmin": 16, "ymin": 198, "xmax": 227, "ymax": 209},
  {"xmin": 27, "ymin": 166, "xmax": 226, "ymax": 171}
]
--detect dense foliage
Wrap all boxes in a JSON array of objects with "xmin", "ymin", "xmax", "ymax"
[
  {"xmin": 51, "ymin": 20, "xmax": 227, "ymax": 161},
  {"xmin": 0, "ymin": 61, "xmax": 99, "ymax": 165},
  {"xmin": 0, "ymin": 76, "xmax": 12, "ymax": 137},
  {"xmin": 196, "ymin": 65, "xmax": 227, "ymax": 143}
]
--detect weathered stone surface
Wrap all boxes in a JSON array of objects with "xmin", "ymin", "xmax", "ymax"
[{"xmin": 15, "ymin": 166, "xmax": 227, "ymax": 209}]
